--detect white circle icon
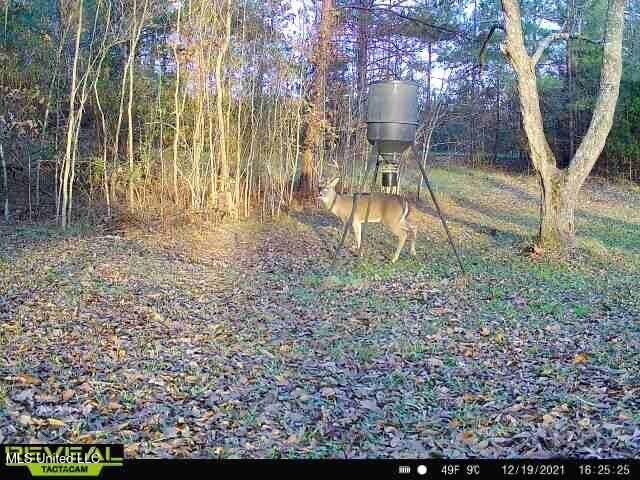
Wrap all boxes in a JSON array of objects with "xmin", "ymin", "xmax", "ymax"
[{"xmin": 417, "ymin": 464, "xmax": 427, "ymax": 475}]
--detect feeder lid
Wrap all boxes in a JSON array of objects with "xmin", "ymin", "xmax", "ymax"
[{"xmin": 366, "ymin": 80, "xmax": 419, "ymax": 125}]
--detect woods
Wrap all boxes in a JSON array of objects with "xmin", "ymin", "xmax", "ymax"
[{"xmin": 1, "ymin": 0, "xmax": 638, "ymax": 250}]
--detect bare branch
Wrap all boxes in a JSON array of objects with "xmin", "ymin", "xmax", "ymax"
[
  {"xmin": 478, "ymin": 23, "xmax": 504, "ymax": 69},
  {"xmin": 532, "ymin": 31, "xmax": 602, "ymax": 66},
  {"xmin": 338, "ymin": 4, "xmax": 464, "ymax": 38},
  {"xmin": 532, "ymin": 32, "xmax": 570, "ymax": 65}
]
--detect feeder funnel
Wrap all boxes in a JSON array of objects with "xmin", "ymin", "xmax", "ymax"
[{"xmin": 366, "ymin": 80, "xmax": 418, "ymax": 162}]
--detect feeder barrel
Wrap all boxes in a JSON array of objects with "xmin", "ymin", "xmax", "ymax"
[
  {"xmin": 367, "ymin": 80, "xmax": 418, "ymax": 124},
  {"xmin": 366, "ymin": 80, "xmax": 418, "ymax": 158}
]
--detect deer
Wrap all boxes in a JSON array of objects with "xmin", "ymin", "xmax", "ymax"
[{"xmin": 318, "ymin": 177, "xmax": 418, "ymax": 263}]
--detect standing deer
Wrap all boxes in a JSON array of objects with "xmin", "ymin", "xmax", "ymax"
[{"xmin": 318, "ymin": 177, "xmax": 418, "ymax": 263}]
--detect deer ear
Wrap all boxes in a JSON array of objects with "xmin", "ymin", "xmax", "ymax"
[{"xmin": 329, "ymin": 177, "xmax": 340, "ymax": 188}]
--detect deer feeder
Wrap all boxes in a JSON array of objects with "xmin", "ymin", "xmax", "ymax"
[
  {"xmin": 333, "ymin": 79, "xmax": 465, "ymax": 275},
  {"xmin": 366, "ymin": 79, "xmax": 418, "ymax": 164}
]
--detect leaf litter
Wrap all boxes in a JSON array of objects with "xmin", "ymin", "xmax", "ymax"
[{"xmin": 1, "ymin": 171, "xmax": 639, "ymax": 458}]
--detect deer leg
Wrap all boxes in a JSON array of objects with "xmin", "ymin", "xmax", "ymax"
[
  {"xmin": 352, "ymin": 221, "xmax": 363, "ymax": 253},
  {"xmin": 409, "ymin": 223, "xmax": 417, "ymax": 256},
  {"xmin": 391, "ymin": 227, "xmax": 407, "ymax": 263}
]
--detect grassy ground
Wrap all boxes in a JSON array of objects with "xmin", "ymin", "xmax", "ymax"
[{"xmin": 1, "ymin": 166, "xmax": 639, "ymax": 458}]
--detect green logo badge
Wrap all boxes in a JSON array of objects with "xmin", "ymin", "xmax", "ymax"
[{"xmin": 4, "ymin": 445, "xmax": 124, "ymax": 477}]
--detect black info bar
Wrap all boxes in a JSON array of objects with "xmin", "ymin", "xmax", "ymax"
[
  {"xmin": 119, "ymin": 459, "xmax": 636, "ymax": 479},
  {"xmin": 1, "ymin": 447, "xmax": 638, "ymax": 480}
]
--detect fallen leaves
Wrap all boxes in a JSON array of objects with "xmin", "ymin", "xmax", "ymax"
[
  {"xmin": 460, "ymin": 431, "xmax": 478, "ymax": 445},
  {"xmin": 78, "ymin": 382, "xmax": 93, "ymax": 394},
  {"xmin": 2, "ymin": 184, "xmax": 639, "ymax": 459},
  {"xmin": 105, "ymin": 402, "xmax": 123, "ymax": 412},
  {"xmin": 426, "ymin": 358, "xmax": 444, "ymax": 368},
  {"xmin": 430, "ymin": 307, "xmax": 451, "ymax": 316},
  {"xmin": 542, "ymin": 414, "xmax": 555, "ymax": 427},
  {"xmin": 359, "ymin": 399, "xmax": 380, "ymax": 412},
  {"xmin": 47, "ymin": 418, "xmax": 65, "ymax": 428},
  {"xmin": 511, "ymin": 295, "xmax": 528, "ymax": 309},
  {"xmin": 578, "ymin": 417, "xmax": 592, "ymax": 429},
  {"xmin": 62, "ymin": 389, "xmax": 75, "ymax": 401},
  {"xmin": 530, "ymin": 244, "xmax": 545, "ymax": 259},
  {"xmin": 461, "ymin": 393, "xmax": 476, "ymax": 403},
  {"xmin": 124, "ymin": 443, "xmax": 139, "ymax": 457},
  {"xmin": 573, "ymin": 352, "xmax": 590, "ymax": 365},
  {"xmin": 463, "ymin": 347, "xmax": 475, "ymax": 358},
  {"xmin": 18, "ymin": 414, "xmax": 34, "ymax": 426},
  {"xmin": 320, "ymin": 387, "xmax": 336, "ymax": 398},
  {"xmin": 7, "ymin": 374, "xmax": 42, "ymax": 385}
]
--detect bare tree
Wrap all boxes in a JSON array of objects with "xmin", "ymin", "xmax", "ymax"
[
  {"xmin": 215, "ymin": 0, "xmax": 233, "ymax": 214},
  {"xmin": 58, "ymin": 0, "xmax": 84, "ymax": 229},
  {"xmin": 501, "ymin": 0, "xmax": 626, "ymax": 251},
  {"xmin": 297, "ymin": 0, "xmax": 336, "ymax": 201}
]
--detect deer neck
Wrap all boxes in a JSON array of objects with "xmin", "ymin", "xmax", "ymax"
[
  {"xmin": 321, "ymin": 191, "xmax": 338, "ymax": 213},
  {"xmin": 330, "ymin": 193, "xmax": 359, "ymax": 220}
]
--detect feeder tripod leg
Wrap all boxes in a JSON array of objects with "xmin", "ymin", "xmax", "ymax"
[
  {"xmin": 359, "ymin": 158, "xmax": 380, "ymax": 257},
  {"xmin": 332, "ymin": 143, "xmax": 378, "ymax": 264},
  {"xmin": 411, "ymin": 145, "xmax": 466, "ymax": 275}
]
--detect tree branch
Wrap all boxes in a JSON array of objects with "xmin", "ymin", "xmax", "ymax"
[
  {"xmin": 532, "ymin": 32, "xmax": 570, "ymax": 65},
  {"xmin": 478, "ymin": 23, "xmax": 504, "ymax": 69},
  {"xmin": 501, "ymin": 0, "xmax": 559, "ymax": 171},
  {"xmin": 568, "ymin": 0, "xmax": 625, "ymax": 186},
  {"xmin": 339, "ymin": 4, "xmax": 464, "ymax": 37},
  {"xmin": 532, "ymin": 32, "xmax": 603, "ymax": 66}
]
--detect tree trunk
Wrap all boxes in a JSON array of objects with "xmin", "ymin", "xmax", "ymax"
[
  {"xmin": 297, "ymin": 0, "xmax": 335, "ymax": 201},
  {"xmin": 539, "ymin": 171, "xmax": 577, "ymax": 249},
  {"xmin": 0, "ymin": 143, "xmax": 8, "ymax": 222},
  {"xmin": 426, "ymin": 43, "xmax": 432, "ymax": 113},
  {"xmin": 356, "ymin": 0, "xmax": 369, "ymax": 119},
  {"xmin": 501, "ymin": 0, "xmax": 625, "ymax": 252},
  {"xmin": 59, "ymin": 0, "xmax": 83, "ymax": 229},
  {"xmin": 492, "ymin": 70, "xmax": 500, "ymax": 165},
  {"xmin": 172, "ymin": 1, "xmax": 181, "ymax": 205},
  {"xmin": 127, "ymin": 0, "xmax": 148, "ymax": 211},
  {"xmin": 215, "ymin": 0, "xmax": 233, "ymax": 213},
  {"xmin": 127, "ymin": 45, "xmax": 136, "ymax": 209}
]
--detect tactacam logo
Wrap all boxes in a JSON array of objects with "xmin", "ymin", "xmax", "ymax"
[{"xmin": 4, "ymin": 444, "xmax": 124, "ymax": 477}]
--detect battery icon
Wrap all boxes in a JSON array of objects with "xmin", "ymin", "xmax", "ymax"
[{"xmin": 398, "ymin": 465, "xmax": 411, "ymax": 474}]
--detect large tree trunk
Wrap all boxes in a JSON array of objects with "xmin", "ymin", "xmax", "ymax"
[
  {"xmin": 297, "ymin": 0, "xmax": 335, "ymax": 201},
  {"xmin": 501, "ymin": 0, "xmax": 625, "ymax": 252},
  {"xmin": 539, "ymin": 171, "xmax": 577, "ymax": 249},
  {"xmin": 356, "ymin": 0, "xmax": 370, "ymax": 119}
]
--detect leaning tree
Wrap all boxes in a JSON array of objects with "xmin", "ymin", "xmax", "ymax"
[{"xmin": 501, "ymin": 0, "xmax": 626, "ymax": 251}]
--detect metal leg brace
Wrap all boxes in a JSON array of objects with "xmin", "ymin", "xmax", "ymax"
[{"xmin": 411, "ymin": 145, "xmax": 466, "ymax": 275}]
